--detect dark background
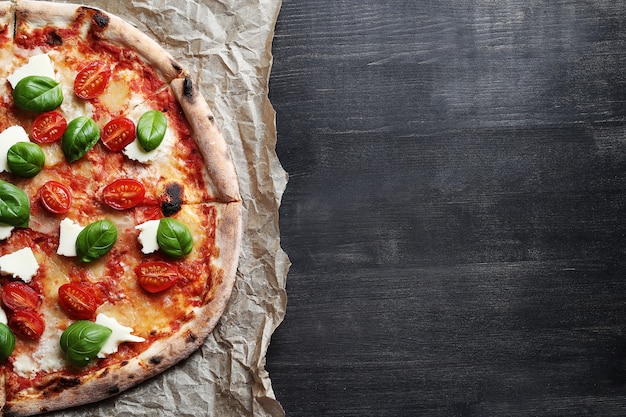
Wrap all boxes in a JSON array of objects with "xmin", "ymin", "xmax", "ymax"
[{"xmin": 266, "ymin": 1, "xmax": 626, "ymax": 416}]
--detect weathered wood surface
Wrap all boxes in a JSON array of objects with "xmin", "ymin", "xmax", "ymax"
[{"xmin": 267, "ymin": 1, "xmax": 626, "ymax": 415}]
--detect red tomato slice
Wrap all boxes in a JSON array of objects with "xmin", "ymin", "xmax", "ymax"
[
  {"xmin": 2, "ymin": 282, "xmax": 40, "ymax": 312},
  {"xmin": 135, "ymin": 261, "xmax": 180, "ymax": 293},
  {"xmin": 31, "ymin": 111, "xmax": 67, "ymax": 144},
  {"xmin": 39, "ymin": 181, "xmax": 72, "ymax": 214},
  {"xmin": 101, "ymin": 117, "xmax": 136, "ymax": 152},
  {"xmin": 9, "ymin": 310, "xmax": 45, "ymax": 340},
  {"xmin": 102, "ymin": 178, "xmax": 146, "ymax": 210},
  {"xmin": 58, "ymin": 283, "xmax": 100, "ymax": 320},
  {"xmin": 74, "ymin": 60, "xmax": 111, "ymax": 99}
]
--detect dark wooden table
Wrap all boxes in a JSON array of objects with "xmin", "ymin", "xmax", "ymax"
[{"xmin": 266, "ymin": 1, "xmax": 626, "ymax": 416}]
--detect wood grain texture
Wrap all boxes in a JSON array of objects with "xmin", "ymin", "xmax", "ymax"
[{"xmin": 267, "ymin": 0, "xmax": 626, "ymax": 416}]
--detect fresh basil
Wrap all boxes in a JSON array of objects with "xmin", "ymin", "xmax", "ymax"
[
  {"xmin": 7, "ymin": 142, "xmax": 45, "ymax": 178},
  {"xmin": 61, "ymin": 116, "xmax": 100, "ymax": 162},
  {"xmin": 12, "ymin": 76, "xmax": 63, "ymax": 112},
  {"xmin": 136, "ymin": 110, "xmax": 167, "ymax": 152},
  {"xmin": 60, "ymin": 320, "xmax": 112, "ymax": 366},
  {"xmin": 0, "ymin": 323, "xmax": 15, "ymax": 362},
  {"xmin": 76, "ymin": 219, "xmax": 118, "ymax": 263},
  {"xmin": 157, "ymin": 218, "xmax": 193, "ymax": 258},
  {"xmin": 0, "ymin": 180, "xmax": 30, "ymax": 227}
]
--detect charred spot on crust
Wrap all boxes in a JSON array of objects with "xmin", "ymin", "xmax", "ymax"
[
  {"xmin": 150, "ymin": 356, "xmax": 163, "ymax": 365},
  {"xmin": 121, "ymin": 360, "xmax": 129, "ymax": 367},
  {"xmin": 106, "ymin": 385, "xmax": 120, "ymax": 394},
  {"xmin": 182, "ymin": 75, "xmax": 195, "ymax": 104},
  {"xmin": 162, "ymin": 183, "xmax": 183, "ymax": 216},
  {"xmin": 186, "ymin": 331, "xmax": 198, "ymax": 343},
  {"xmin": 46, "ymin": 29, "xmax": 63, "ymax": 46},
  {"xmin": 48, "ymin": 377, "xmax": 81, "ymax": 393},
  {"xmin": 208, "ymin": 115, "xmax": 215, "ymax": 123},
  {"xmin": 91, "ymin": 10, "xmax": 110, "ymax": 28},
  {"xmin": 171, "ymin": 61, "xmax": 183, "ymax": 73}
]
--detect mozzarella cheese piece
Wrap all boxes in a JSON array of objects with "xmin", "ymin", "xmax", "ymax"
[
  {"xmin": 95, "ymin": 313, "xmax": 145, "ymax": 358},
  {"xmin": 57, "ymin": 218, "xmax": 84, "ymax": 257},
  {"xmin": 0, "ymin": 247, "xmax": 39, "ymax": 283},
  {"xmin": 0, "ymin": 307, "xmax": 7, "ymax": 325},
  {"xmin": 122, "ymin": 139, "xmax": 162, "ymax": 163},
  {"xmin": 0, "ymin": 126, "xmax": 30, "ymax": 173},
  {"xmin": 7, "ymin": 53, "xmax": 56, "ymax": 88},
  {"xmin": 0, "ymin": 224, "xmax": 14, "ymax": 240},
  {"xmin": 135, "ymin": 219, "xmax": 160, "ymax": 254}
]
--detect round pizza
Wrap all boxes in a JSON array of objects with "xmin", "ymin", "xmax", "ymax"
[{"xmin": 0, "ymin": 1, "xmax": 242, "ymax": 415}]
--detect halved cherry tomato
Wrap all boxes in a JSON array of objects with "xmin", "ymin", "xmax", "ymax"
[
  {"xmin": 102, "ymin": 178, "xmax": 146, "ymax": 210},
  {"xmin": 2, "ymin": 282, "xmax": 40, "ymax": 312},
  {"xmin": 9, "ymin": 310, "xmax": 45, "ymax": 340},
  {"xmin": 101, "ymin": 117, "xmax": 136, "ymax": 152},
  {"xmin": 39, "ymin": 181, "xmax": 72, "ymax": 214},
  {"xmin": 74, "ymin": 60, "xmax": 111, "ymax": 99},
  {"xmin": 135, "ymin": 261, "xmax": 180, "ymax": 293},
  {"xmin": 30, "ymin": 111, "xmax": 67, "ymax": 144},
  {"xmin": 58, "ymin": 283, "xmax": 100, "ymax": 320}
]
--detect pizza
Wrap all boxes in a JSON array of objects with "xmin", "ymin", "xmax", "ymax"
[{"xmin": 0, "ymin": 1, "xmax": 242, "ymax": 415}]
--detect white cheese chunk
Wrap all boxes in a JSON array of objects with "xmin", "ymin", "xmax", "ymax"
[
  {"xmin": 57, "ymin": 218, "xmax": 84, "ymax": 257},
  {"xmin": 0, "ymin": 247, "xmax": 39, "ymax": 283},
  {"xmin": 122, "ymin": 139, "xmax": 162, "ymax": 163},
  {"xmin": 7, "ymin": 53, "xmax": 56, "ymax": 88},
  {"xmin": 0, "ymin": 307, "xmax": 7, "ymax": 325},
  {"xmin": 0, "ymin": 224, "xmax": 14, "ymax": 240},
  {"xmin": 95, "ymin": 313, "xmax": 145, "ymax": 358},
  {"xmin": 135, "ymin": 219, "xmax": 160, "ymax": 254},
  {"xmin": 0, "ymin": 126, "xmax": 30, "ymax": 173}
]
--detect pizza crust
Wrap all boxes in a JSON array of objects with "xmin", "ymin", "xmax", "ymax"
[{"xmin": 171, "ymin": 77, "xmax": 242, "ymax": 203}]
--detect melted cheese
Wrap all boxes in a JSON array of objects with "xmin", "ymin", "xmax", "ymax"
[
  {"xmin": 95, "ymin": 313, "xmax": 145, "ymax": 358},
  {"xmin": 7, "ymin": 53, "xmax": 56, "ymax": 88},
  {"xmin": 135, "ymin": 219, "xmax": 160, "ymax": 254},
  {"xmin": 0, "ymin": 247, "xmax": 39, "ymax": 283},
  {"xmin": 57, "ymin": 218, "xmax": 84, "ymax": 257},
  {"xmin": 0, "ymin": 126, "xmax": 30, "ymax": 173}
]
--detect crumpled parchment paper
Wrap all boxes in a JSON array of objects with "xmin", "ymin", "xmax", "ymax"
[{"xmin": 47, "ymin": 0, "xmax": 289, "ymax": 416}]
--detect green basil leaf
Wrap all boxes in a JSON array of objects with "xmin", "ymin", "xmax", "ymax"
[
  {"xmin": 0, "ymin": 180, "xmax": 30, "ymax": 227},
  {"xmin": 60, "ymin": 320, "xmax": 112, "ymax": 366},
  {"xmin": 136, "ymin": 110, "xmax": 167, "ymax": 152},
  {"xmin": 7, "ymin": 142, "xmax": 45, "ymax": 178},
  {"xmin": 76, "ymin": 219, "xmax": 118, "ymax": 263},
  {"xmin": 156, "ymin": 218, "xmax": 193, "ymax": 258},
  {"xmin": 61, "ymin": 116, "xmax": 100, "ymax": 162},
  {"xmin": 12, "ymin": 76, "xmax": 64, "ymax": 112},
  {"xmin": 0, "ymin": 323, "xmax": 15, "ymax": 362}
]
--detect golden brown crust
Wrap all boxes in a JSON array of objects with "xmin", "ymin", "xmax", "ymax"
[
  {"xmin": 171, "ymin": 77, "xmax": 242, "ymax": 203},
  {"xmin": 84, "ymin": 6, "xmax": 186, "ymax": 82}
]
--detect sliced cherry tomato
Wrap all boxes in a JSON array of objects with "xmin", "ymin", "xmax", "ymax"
[
  {"xmin": 74, "ymin": 60, "xmax": 111, "ymax": 99},
  {"xmin": 101, "ymin": 117, "xmax": 136, "ymax": 152},
  {"xmin": 30, "ymin": 111, "xmax": 67, "ymax": 144},
  {"xmin": 102, "ymin": 178, "xmax": 146, "ymax": 210},
  {"xmin": 39, "ymin": 181, "xmax": 72, "ymax": 214},
  {"xmin": 58, "ymin": 283, "xmax": 100, "ymax": 320},
  {"xmin": 2, "ymin": 282, "xmax": 40, "ymax": 312},
  {"xmin": 9, "ymin": 310, "xmax": 44, "ymax": 340},
  {"xmin": 135, "ymin": 261, "xmax": 180, "ymax": 293}
]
